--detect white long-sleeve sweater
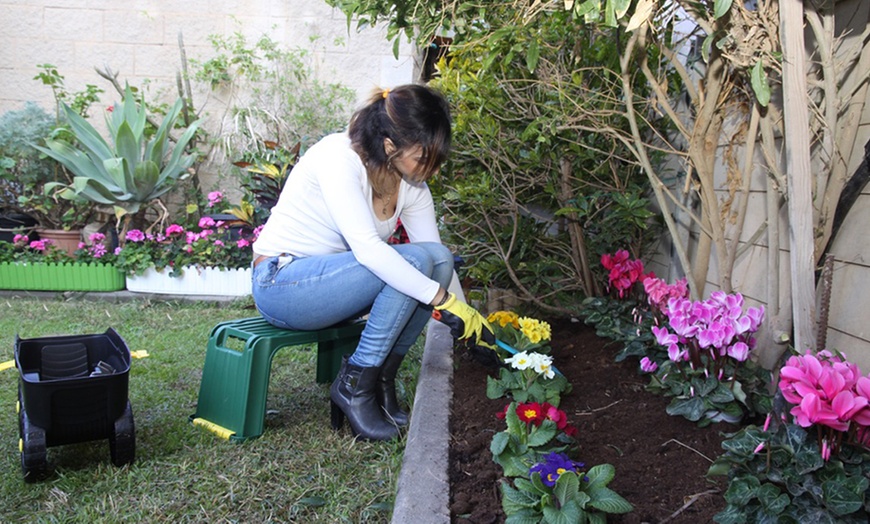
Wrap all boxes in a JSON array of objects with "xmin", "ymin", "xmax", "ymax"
[{"xmin": 252, "ymin": 132, "xmax": 443, "ymax": 304}]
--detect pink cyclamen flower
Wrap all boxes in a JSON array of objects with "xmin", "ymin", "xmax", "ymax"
[
  {"xmin": 727, "ymin": 342, "xmax": 750, "ymax": 362},
  {"xmin": 640, "ymin": 357, "xmax": 658, "ymax": 373},
  {"xmin": 29, "ymin": 240, "xmax": 48, "ymax": 251},
  {"xmin": 237, "ymin": 238, "xmax": 250, "ymax": 249},
  {"xmin": 13, "ymin": 234, "xmax": 29, "ymax": 245},
  {"xmin": 199, "ymin": 216, "xmax": 216, "ymax": 228},
  {"xmin": 165, "ymin": 224, "xmax": 184, "ymax": 236}
]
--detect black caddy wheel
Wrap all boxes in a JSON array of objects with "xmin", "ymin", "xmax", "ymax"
[
  {"xmin": 109, "ymin": 401, "xmax": 135, "ymax": 467},
  {"xmin": 20, "ymin": 408, "xmax": 49, "ymax": 483}
]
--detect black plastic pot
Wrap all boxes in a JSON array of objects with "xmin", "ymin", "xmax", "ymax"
[{"xmin": 0, "ymin": 212, "xmax": 39, "ymax": 243}]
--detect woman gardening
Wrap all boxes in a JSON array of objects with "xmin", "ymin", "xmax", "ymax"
[{"xmin": 252, "ymin": 84, "xmax": 493, "ymax": 441}]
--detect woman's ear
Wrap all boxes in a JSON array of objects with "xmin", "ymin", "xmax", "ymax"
[{"xmin": 383, "ymin": 137, "xmax": 397, "ymax": 156}]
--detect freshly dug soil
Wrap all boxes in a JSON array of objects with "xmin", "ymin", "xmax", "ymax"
[{"xmin": 449, "ymin": 318, "xmax": 735, "ymax": 523}]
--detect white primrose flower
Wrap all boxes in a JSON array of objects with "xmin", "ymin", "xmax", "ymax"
[
  {"xmin": 529, "ymin": 352, "xmax": 555, "ymax": 379},
  {"xmin": 505, "ymin": 351, "xmax": 533, "ymax": 370}
]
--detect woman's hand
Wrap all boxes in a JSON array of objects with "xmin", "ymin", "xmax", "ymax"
[{"xmin": 432, "ymin": 293, "xmax": 496, "ymax": 350}]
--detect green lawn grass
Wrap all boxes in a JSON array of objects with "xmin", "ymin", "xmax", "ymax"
[{"xmin": 0, "ymin": 295, "xmax": 420, "ymax": 523}]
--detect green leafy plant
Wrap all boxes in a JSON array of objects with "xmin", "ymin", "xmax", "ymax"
[
  {"xmin": 709, "ymin": 423, "xmax": 870, "ymax": 523},
  {"xmin": 0, "ymin": 102, "xmax": 57, "ymax": 211},
  {"xmin": 33, "ymin": 63, "xmax": 103, "ymax": 120},
  {"xmin": 487, "ymin": 351, "xmax": 571, "ymax": 406},
  {"xmin": 487, "ymin": 310, "xmax": 554, "ymax": 353},
  {"xmin": 192, "ymin": 32, "xmax": 355, "ymax": 167},
  {"xmin": 708, "ymin": 349, "xmax": 870, "ymax": 522},
  {"xmin": 491, "ymin": 401, "xmax": 577, "ymax": 478},
  {"xmin": 33, "ymin": 85, "xmax": 200, "ymax": 228},
  {"xmin": 500, "ymin": 452, "xmax": 633, "ymax": 524},
  {"xmin": 227, "ymin": 141, "xmax": 299, "ymax": 227}
]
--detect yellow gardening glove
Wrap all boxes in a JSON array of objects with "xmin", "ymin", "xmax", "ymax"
[{"xmin": 433, "ymin": 293, "xmax": 497, "ymax": 350}]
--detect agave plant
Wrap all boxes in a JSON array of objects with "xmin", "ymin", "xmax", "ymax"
[{"xmin": 33, "ymin": 85, "xmax": 200, "ymax": 227}]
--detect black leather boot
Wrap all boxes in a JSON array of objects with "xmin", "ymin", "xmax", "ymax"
[
  {"xmin": 330, "ymin": 358, "xmax": 400, "ymax": 441},
  {"xmin": 376, "ymin": 351, "xmax": 409, "ymax": 427}
]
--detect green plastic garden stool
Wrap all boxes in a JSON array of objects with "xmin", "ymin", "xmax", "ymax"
[{"xmin": 190, "ymin": 316, "xmax": 365, "ymax": 441}]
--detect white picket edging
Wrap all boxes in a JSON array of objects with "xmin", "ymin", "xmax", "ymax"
[{"xmin": 126, "ymin": 266, "xmax": 252, "ymax": 296}]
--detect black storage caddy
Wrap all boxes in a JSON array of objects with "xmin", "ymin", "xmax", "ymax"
[{"xmin": 14, "ymin": 328, "xmax": 135, "ymax": 482}]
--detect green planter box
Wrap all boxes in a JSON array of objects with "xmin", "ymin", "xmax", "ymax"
[{"xmin": 0, "ymin": 262, "xmax": 126, "ymax": 291}]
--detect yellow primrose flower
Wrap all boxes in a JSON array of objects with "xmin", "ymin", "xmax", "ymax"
[
  {"xmin": 519, "ymin": 317, "xmax": 551, "ymax": 344},
  {"xmin": 487, "ymin": 310, "xmax": 520, "ymax": 328}
]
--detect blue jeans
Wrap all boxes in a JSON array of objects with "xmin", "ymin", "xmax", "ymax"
[{"xmin": 252, "ymin": 242, "xmax": 454, "ymax": 368}]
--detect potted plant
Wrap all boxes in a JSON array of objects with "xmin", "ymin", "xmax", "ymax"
[
  {"xmin": 0, "ymin": 102, "xmax": 93, "ymax": 251},
  {"xmin": 117, "ymin": 217, "xmax": 259, "ymax": 296},
  {"xmin": 0, "ymin": 231, "xmax": 124, "ymax": 291},
  {"xmin": 32, "ymin": 84, "xmax": 200, "ymax": 237}
]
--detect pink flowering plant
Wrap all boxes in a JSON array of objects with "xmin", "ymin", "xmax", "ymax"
[
  {"xmin": 580, "ymin": 251, "xmax": 662, "ymax": 362},
  {"xmin": 708, "ymin": 351, "xmax": 870, "ymax": 523},
  {"xmin": 0, "ymin": 232, "xmax": 117, "ymax": 265},
  {"xmin": 645, "ymin": 291, "xmax": 773, "ymax": 426},
  {"xmin": 600, "ymin": 249, "xmax": 652, "ymax": 300},
  {"xmin": 115, "ymin": 218, "xmax": 259, "ymax": 277}
]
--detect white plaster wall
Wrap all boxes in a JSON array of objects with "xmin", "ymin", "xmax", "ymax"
[
  {"xmin": 0, "ymin": 0, "xmax": 421, "ymax": 202},
  {"xmin": 0, "ymin": 1, "xmax": 418, "ymax": 116}
]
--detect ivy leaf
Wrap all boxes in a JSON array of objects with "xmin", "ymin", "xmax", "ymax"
[
  {"xmin": 751, "ymin": 59, "xmax": 771, "ymax": 107},
  {"xmin": 554, "ymin": 470, "xmax": 581, "ymax": 506},
  {"xmin": 491, "ymin": 431, "xmax": 510, "ymax": 455},
  {"xmin": 500, "ymin": 480, "xmax": 540, "ymax": 512},
  {"xmin": 584, "ymin": 463, "xmax": 615, "ymax": 490},
  {"xmin": 611, "ymin": 0, "xmax": 631, "ymax": 19},
  {"xmin": 713, "ymin": 0, "xmax": 733, "ymax": 19}
]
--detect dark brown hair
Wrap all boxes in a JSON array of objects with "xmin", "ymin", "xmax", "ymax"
[{"xmin": 348, "ymin": 84, "xmax": 451, "ymax": 196}]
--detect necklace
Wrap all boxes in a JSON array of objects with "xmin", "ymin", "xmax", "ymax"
[
  {"xmin": 378, "ymin": 186, "xmax": 396, "ymax": 217},
  {"xmin": 377, "ymin": 169, "xmax": 399, "ymax": 217}
]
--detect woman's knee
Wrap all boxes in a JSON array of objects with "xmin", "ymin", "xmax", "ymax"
[{"xmin": 395, "ymin": 242, "xmax": 454, "ymax": 277}]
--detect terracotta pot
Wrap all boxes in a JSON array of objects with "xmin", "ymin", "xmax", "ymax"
[{"xmin": 35, "ymin": 228, "xmax": 82, "ymax": 257}]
